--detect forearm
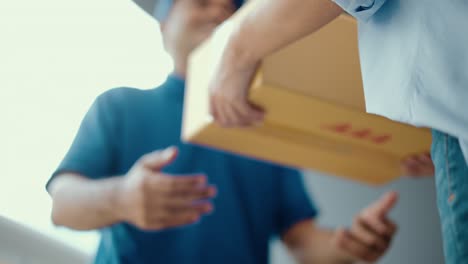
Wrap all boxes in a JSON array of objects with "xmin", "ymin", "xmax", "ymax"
[
  {"xmin": 48, "ymin": 173, "xmax": 125, "ymax": 230},
  {"xmin": 295, "ymin": 228, "xmax": 352, "ymax": 264},
  {"xmin": 226, "ymin": 0, "xmax": 343, "ymax": 68},
  {"xmin": 284, "ymin": 221, "xmax": 352, "ymax": 264}
]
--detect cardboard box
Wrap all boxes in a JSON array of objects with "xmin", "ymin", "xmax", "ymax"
[{"xmin": 183, "ymin": 7, "xmax": 431, "ymax": 185}]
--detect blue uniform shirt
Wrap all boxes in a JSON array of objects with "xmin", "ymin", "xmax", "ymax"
[
  {"xmin": 48, "ymin": 75, "xmax": 317, "ymax": 264},
  {"xmin": 333, "ymin": 0, "xmax": 468, "ymax": 163}
]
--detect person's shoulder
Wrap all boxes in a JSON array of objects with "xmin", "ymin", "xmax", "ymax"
[
  {"xmin": 95, "ymin": 86, "xmax": 162, "ymax": 109},
  {"xmin": 97, "ymin": 87, "xmax": 149, "ymax": 103}
]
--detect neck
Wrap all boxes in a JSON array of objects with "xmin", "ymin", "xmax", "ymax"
[{"xmin": 173, "ymin": 55, "xmax": 188, "ymax": 78}]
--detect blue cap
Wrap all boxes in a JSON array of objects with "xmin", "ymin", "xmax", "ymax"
[{"xmin": 136, "ymin": 0, "xmax": 245, "ymax": 21}]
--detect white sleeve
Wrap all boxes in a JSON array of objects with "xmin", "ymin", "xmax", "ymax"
[{"xmin": 333, "ymin": 0, "xmax": 388, "ymax": 22}]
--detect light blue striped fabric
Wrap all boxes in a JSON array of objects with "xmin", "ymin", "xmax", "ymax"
[
  {"xmin": 333, "ymin": 0, "xmax": 387, "ymax": 21},
  {"xmin": 153, "ymin": 0, "xmax": 173, "ymax": 21},
  {"xmin": 333, "ymin": 0, "xmax": 468, "ymax": 163}
]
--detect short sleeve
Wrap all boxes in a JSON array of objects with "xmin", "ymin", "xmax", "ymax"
[
  {"xmin": 274, "ymin": 168, "xmax": 319, "ymax": 236},
  {"xmin": 46, "ymin": 92, "xmax": 119, "ymax": 191},
  {"xmin": 333, "ymin": 0, "xmax": 388, "ymax": 22}
]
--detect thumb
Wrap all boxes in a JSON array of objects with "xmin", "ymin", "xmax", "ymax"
[
  {"xmin": 141, "ymin": 147, "xmax": 178, "ymax": 171},
  {"xmin": 372, "ymin": 191, "xmax": 398, "ymax": 219}
]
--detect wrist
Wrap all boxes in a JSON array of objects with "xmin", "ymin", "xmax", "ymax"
[
  {"xmin": 109, "ymin": 176, "xmax": 129, "ymax": 223},
  {"xmin": 330, "ymin": 230, "xmax": 355, "ymax": 264},
  {"xmin": 333, "ymin": 244, "xmax": 355, "ymax": 264},
  {"xmin": 223, "ymin": 26, "xmax": 261, "ymax": 73},
  {"xmin": 335, "ymin": 253, "xmax": 355, "ymax": 264}
]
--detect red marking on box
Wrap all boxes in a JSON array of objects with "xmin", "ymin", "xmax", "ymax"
[
  {"xmin": 351, "ymin": 129, "xmax": 372, "ymax": 139},
  {"xmin": 327, "ymin": 123, "xmax": 352, "ymax": 133},
  {"xmin": 372, "ymin": 134, "xmax": 392, "ymax": 144}
]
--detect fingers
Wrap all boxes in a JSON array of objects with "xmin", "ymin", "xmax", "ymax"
[
  {"xmin": 208, "ymin": 58, "xmax": 263, "ymax": 127},
  {"xmin": 401, "ymin": 152, "xmax": 435, "ymax": 177},
  {"xmin": 144, "ymin": 206, "xmax": 207, "ymax": 230},
  {"xmin": 364, "ymin": 217, "xmax": 397, "ymax": 240},
  {"xmin": 150, "ymin": 200, "xmax": 214, "ymax": 230},
  {"xmin": 357, "ymin": 192, "xmax": 398, "ymax": 240},
  {"xmin": 232, "ymin": 101, "xmax": 264, "ymax": 126},
  {"xmin": 164, "ymin": 186, "xmax": 217, "ymax": 209},
  {"xmin": 146, "ymin": 173, "xmax": 215, "ymax": 197},
  {"xmin": 370, "ymin": 191, "xmax": 398, "ymax": 220},
  {"xmin": 335, "ymin": 228, "xmax": 380, "ymax": 263},
  {"xmin": 152, "ymin": 202, "xmax": 214, "ymax": 222},
  {"xmin": 419, "ymin": 152, "xmax": 433, "ymax": 163},
  {"xmin": 340, "ymin": 212, "xmax": 398, "ymax": 262},
  {"xmin": 335, "ymin": 192, "xmax": 400, "ymax": 263},
  {"xmin": 160, "ymin": 174, "xmax": 208, "ymax": 193},
  {"xmin": 140, "ymin": 147, "xmax": 178, "ymax": 171},
  {"xmin": 148, "ymin": 174, "xmax": 216, "ymax": 208},
  {"xmin": 146, "ymin": 172, "xmax": 216, "ymax": 196},
  {"xmin": 181, "ymin": 185, "xmax": 217, "ymax": 200},
  {"xmin": 351, "ymin": 216, "xmax": 389, "ymax": 251},
  {"xmin": 138, "ymin": 174, "xmax": 216, "ymax": 230},
  {"xmin": 222, "ymin": 102, "xmax": 246, "ymax": 127},
  {"xmin": 210, "ymin": 95, "xmax": 221, "ymax": 123},
  {"xmin": 210, "ymin": 93, "xmax": 264, "ymax": 127}
]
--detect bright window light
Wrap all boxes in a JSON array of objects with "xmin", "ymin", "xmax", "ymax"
[{"xmin": 1, "ymin": 0, "xmax": 172, "ymax": 255}]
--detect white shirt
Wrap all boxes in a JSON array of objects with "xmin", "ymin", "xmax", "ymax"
[{"xmin": 333, "ymin": 0, "xmax": 468, "ymax": 163}]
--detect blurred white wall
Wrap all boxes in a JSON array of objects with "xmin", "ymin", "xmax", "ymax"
[
  {"xmin": 0, "ymin": 216, "xmax": 89, "ymax": 264},
  {"xmin": 1, "ymin": 0, "xmax": 170, "ymax": 255}
]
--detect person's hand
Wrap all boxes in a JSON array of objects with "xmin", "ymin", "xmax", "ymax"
[
  {"xmin": 333, "ymin": 191, "xmax": 398, "ymax": 263},
  {"xmin": 208, "ymin": 45, "xmax": 264, "ymax": 127},
  {"xmin": 116, "ymin": 147, "xmax": 216, "ymax": 230},
  {"xmin": 401, "ymin": 153, "xmax": 435, "ymax": 178}
]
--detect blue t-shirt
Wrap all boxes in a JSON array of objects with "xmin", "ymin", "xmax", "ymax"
[{"xmin": 49, "ymin": 75, "xmax": 318, "ymax": 264}]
